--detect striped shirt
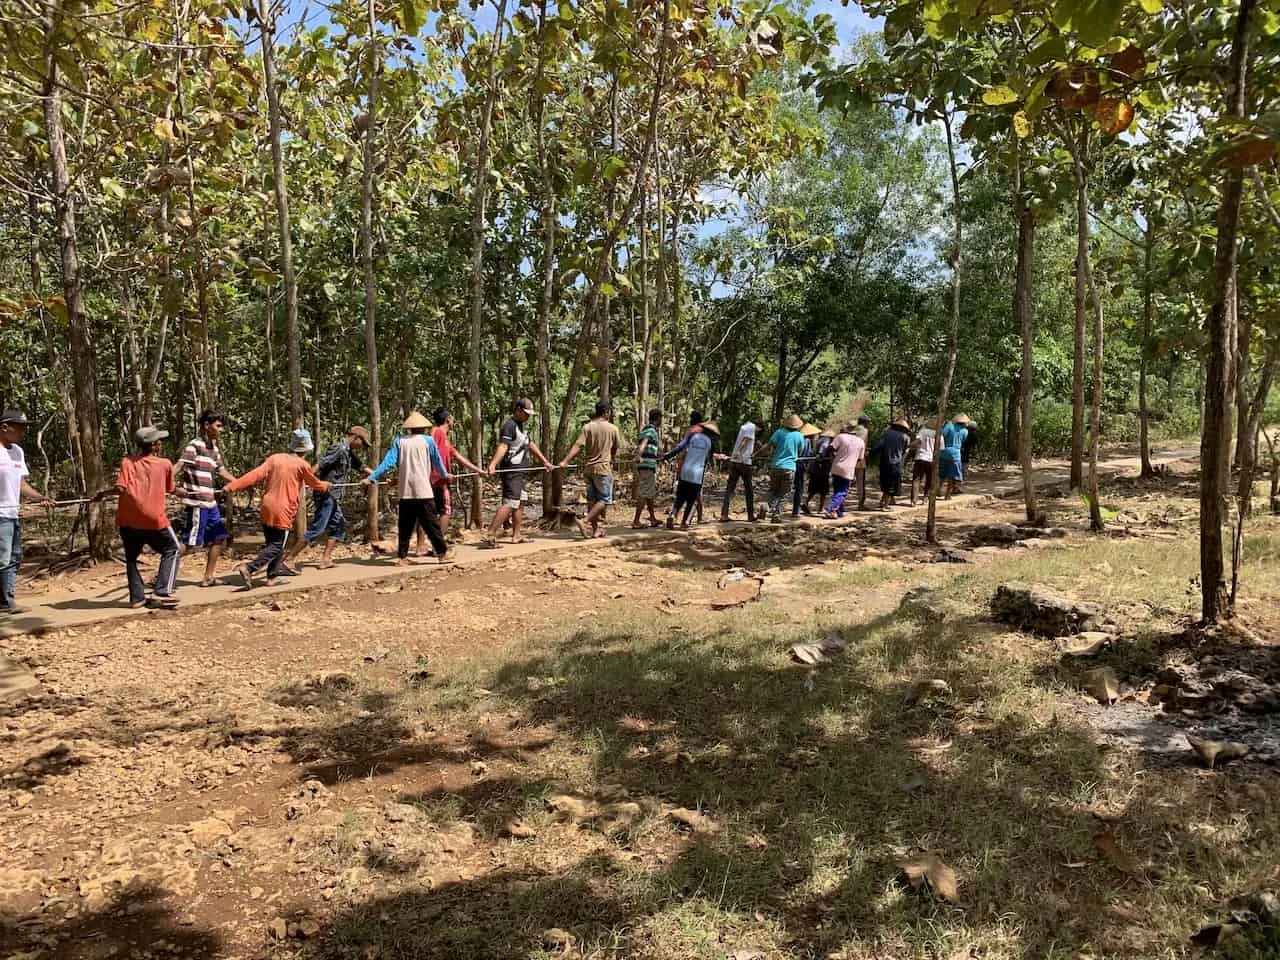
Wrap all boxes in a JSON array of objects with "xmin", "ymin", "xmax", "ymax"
[{"xmin": 176, "ymin": 437, "xmax": 224, "ymax": 508}]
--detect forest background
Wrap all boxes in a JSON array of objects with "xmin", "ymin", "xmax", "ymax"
[{"xmin": 3, "ymin": 0, "xmax": 1279, "ymax": 621}]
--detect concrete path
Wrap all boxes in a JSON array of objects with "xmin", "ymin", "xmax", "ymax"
[{"xmin": 0, "ymin": 443, "xmax": 1198, "ymax": 649}]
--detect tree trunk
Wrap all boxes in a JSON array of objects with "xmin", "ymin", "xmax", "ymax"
[
  {"xmin": 771, "ymin": 333, "xmax": 788, "ymax": 424},
  {"xmin": 1138, "ymin": 218, "xmax": 1156, "ymax": 478},
  {"xmin": 1234, "ymin": 305, "xmax": 1252, "ymax": 475},
  {"xmin": 1238, "ymin": 338, "xmax": 1277, "ymax": 516},
  {"xmin": 361, "ymin": 0, "xmax": 382, "ymax": 542},
  {"xmin": 42, "ymin": 1, "xmax": 108, "ymax": 558},
  {"xmin": 926, "ymin": 109, "xmax": 963, "ymax": 544},
  {"xmin": 258, "ymin": 0, "xmax": 304, "ymax": 430},
  {"xmin": 552, "ymin": 0, "xmax": 670, "ymax": 461},
  {"xmin": 533, "ymin": 0, "xmax": 555, "ymax": 512},
  {"xmin": 1068, "ymin": 128, "xmax": 1106, "ymax": 533},
  {"xmin": 1013, "ymin": 150, "xmax": 1038, "ymax": 523},
  {"xmin": 1201, "ymin": 0, "xmax": 1255, "ymax": 623},
  {"xmin": 1069, "ymin": 127, "xmax": 1087, "ymax": 492},
  {"xmin": 638, "ymin": 184, "xmax": 653, "ymax": 429},
  {"xmin": 466, "ymin": 0, "xmax": 509, "ymax": 526}
]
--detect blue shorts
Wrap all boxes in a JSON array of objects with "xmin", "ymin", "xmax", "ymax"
[
  {"xmin": 586, "ymin": 475, "xmax": 614, "ymax": 505},
  {"xmin": 939, "ymin": 454, "xmax": 963, "ymax": 481},
  {"xmin": 305, "ymin": 493, "xmax": 346, "ymax": 543},
  {"xmin": 181, "ymin": 505, "xmax": 228, "ymax": 548}
]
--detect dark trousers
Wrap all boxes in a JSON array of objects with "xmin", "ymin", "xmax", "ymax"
[
  {"xmin": 855, "ymin": 464, "xmax": 867, "ymax": 509},
  {"xmin": 720, "ymin": 462, "xmax": 754, "ymax": 520},
  {"xmin": 398, "ymin": 498, "xmax": 446, "ymax": 558},
  {"xmin": 248, "ymin": 525, "xmax": 289, "ymax": 578},
  {"xmin": 673, "ymin": 479, "xmax": 702, "ymax": 526},
  {"xmin": 792, "ymin": 469, "xmax": 807, "ymax": 516},
  {"xmin": 120, "ymin": 526, "xmax": 181, "ymax": 603}
]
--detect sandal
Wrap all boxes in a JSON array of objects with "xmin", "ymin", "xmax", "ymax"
[
  {"xmin": 478, "ymin": 539, "xmax": 502, "ymax": 549},
  {"xmin": 511, "ymin": 536, "xmax": 534, "ymax": 544}
]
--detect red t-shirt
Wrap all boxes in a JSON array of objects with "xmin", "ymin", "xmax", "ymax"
[
  {"xmin": 430, "ymin": 427, "xmax": 456, "ymax": 484},
  {"xmin": 115, "ymin": 454, "xmax": 175, "ymax": 530}
]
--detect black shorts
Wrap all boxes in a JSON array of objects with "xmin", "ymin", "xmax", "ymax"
[
  {"xmin": 500, "ymin": 471, "xmax": 526, "ymax": 507},
  {"xmin": 880, "ymin": 468, "xmax": 903, "ymax": 496},
  {"xmin": 912, "ymin": 460, "xmax": 933, "ymax": 480},
  {"xmin": 808, "ymin": 471, "xmax": 831, "ymax": 496}
]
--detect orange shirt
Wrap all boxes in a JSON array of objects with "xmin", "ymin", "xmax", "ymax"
[
  {"xmin": 226, "ymin": 452, "xmax": 329, "ymax": 529},
  {"xmin": 115, "ymin": 454, "xmax": 175, "ymax": 530}
]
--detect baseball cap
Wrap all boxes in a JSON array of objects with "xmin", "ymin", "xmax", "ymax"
[
  {"xmin": 515, "ymin": 398, "xmax": 537, "ymax": 416},
  {"xmin": 135, "ymin": 426, "xmax": 170, "ymax": 445},
  {"xmin": 289, "ymin": 428, "xmax": 315, "ymax": 452},
  {"xmin": 0, "ymin": 410, "xmax": 30, "ymax": 426}
]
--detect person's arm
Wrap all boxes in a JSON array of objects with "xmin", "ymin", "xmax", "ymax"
[
  {"xmin": 557, "ymin": 431, "xmax": 586, "ymax": 469},
  {"xmin": 225, "ymin": 460, "xmax": 269, "ymax": 493},
  {"xmin": 427, "ymin": 438, "xmax": 448, "ymax": 480},
  {"xmin": 217, "ymin": 466, "xmax": 237, "ymax": 483},
  {"xmin": 528, "ymin": 440, "xmax": 555, "ymax": 470},
  {"xmin": 662, "ymin": 433, "xmax": 692, "ymax": 462},
  {"xmin": 365, "ymin": 438, "xmax": 400, "ymax": 483},
  {"xmin": 301, "ymin": 461, "xmax": 331, "ymax": 493},
  {"xmin": 451, "ymin": 449, "xmax": 484, "ymax": 475},
  {"xmin": 487, "ymin": 442, "xmax": 508, "ymax": 475}
]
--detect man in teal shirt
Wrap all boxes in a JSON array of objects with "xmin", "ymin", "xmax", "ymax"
[{"xmin": 764, "ymin": 414, "xmax": 806, "ymax": 523}]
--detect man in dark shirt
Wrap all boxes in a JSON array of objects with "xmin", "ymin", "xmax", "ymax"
[
  {"xmin": 870, "ymin": 418, "xmax": 912, "ymax": 509},
  {"xmin": 960, "ymin": 422, "xmax": 979, "ymax": 491},
  {"xmin": 287, "ymin": 426, "xmax": 371, "ymax": 570}
]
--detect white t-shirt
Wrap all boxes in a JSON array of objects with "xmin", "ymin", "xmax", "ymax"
[
  {"xmin": 730, "ymin": 423, "xmax": 756, "ymax": 464},
  {"xmin": 915, "ymin": 427, "xmax": 937, "ymax": 463},
  {"xmin": 0, "ymin": 443, "xmax": 30, "ymax": 519}
]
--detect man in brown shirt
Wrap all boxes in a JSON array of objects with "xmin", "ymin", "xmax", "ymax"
[{"xmin": 559, "ymin": 400, "xmax": 620, "ymax": 539}]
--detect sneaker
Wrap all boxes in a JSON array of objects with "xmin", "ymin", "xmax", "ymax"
[
  {"xmin": 1, "ymin": 605, "xmax": 29, "ymax": 615},
  {"xmin": 147, "ymin": 595, "xmax": 179, "ymax": 609}
]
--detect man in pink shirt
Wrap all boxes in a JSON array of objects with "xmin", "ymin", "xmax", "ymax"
[{"xmin": 824, "ymin": 423, "xmax": 866, "ymax": 518}]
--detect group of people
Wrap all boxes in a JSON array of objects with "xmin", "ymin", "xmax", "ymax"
[
  {"xmin": 0, "ymin": 397, "xmax": 979, "ymax": 614},
  {"xmin": 556, "ymin": 405, "xmax": 979, "ymax": 533}
]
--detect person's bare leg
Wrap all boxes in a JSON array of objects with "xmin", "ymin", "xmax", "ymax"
[
  {"xmin": 415, "ymin": 529, "xmax": 426, "ymax": 557},
  {"xmin": 647, "ymin": 499, "xmax": 659, "ymax": 524},
  {"xmin": 632, "ymin": 502, "xmax": 643, "ymax": 527},
  {"xmin": 320, "ymin": 539, "xmax": 337, "ymax": 569},
  {"xmin": 203, "ymin": 543, "xmax": 223, "ymax": 586},
  {"xmin": 511, "ymin": 508, "xmax": 524, "ymax": 543},
  {"xmin": 485, "ymin": 506, "xmax": 512, "ymax": 543}
]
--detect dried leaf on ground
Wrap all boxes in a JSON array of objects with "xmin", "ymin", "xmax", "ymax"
[
  {"xmin": 1058, "ymin": 632, "xmax": 1111, "ymax": 657},
  {"xmin": 1094, "ymin": 829, "xmax": 1142, "ymax": 875},
  {"xmin": 503, "ymin": 821, "xmax": 537, "ymax": 839},
  {"xmin": 899, "ymin": 853, "xmax": 959, "ymax": 901},
  {"xmin": 1187, "ymin": 736, "xmax": 1249, "ymax": 769},
  {"xmin": 789, "ymin": 633, "xmax": 847, "ymax": 666},
  {"xmin": 542, "ymin": 927, "xmax": 576, "ymax": 953},
  {"xmin": 668, "ymin": 806, "xmax": 719, "ymax": 835},
  {"xmin": 905, "ymin": 678, "xmax": 952, "ymax": 705}
]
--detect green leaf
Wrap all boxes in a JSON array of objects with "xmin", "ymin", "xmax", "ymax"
[
  {"xmin": 1075, "ymin": 0, "xmax": 1127, "ymax": 49},
  {"xmin": 601, "ymin": 155, "xmax": 627, "ymax": 181},
  {"xmin": 1137, "ymin": 0, "xmax": 1162, "ymax": 12},
  {"xmin": 600, "ymin": 282, "xmax": 619, "ymax": 297},
  {"xmin": 100, "ymin": 177, "xmax": 126, "ymax": 200},
  {"xmin": 322, "ymin": 281, "xmax": 338, "ymax": 301},
  {"xmin": 982, "ymin": 85, "xmax": 1019, "ymax": 106}
]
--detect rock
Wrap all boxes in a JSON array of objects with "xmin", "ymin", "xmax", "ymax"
[
  {"xmin": 991, "ymin": 582, "xmax": 1102, "ymax": 636},
  {"xmin": 297, "ymin": 917, "xmax": 321, "ymax": 939},
  {"xmin": 470, "ymin": 760, "xmax": 488, "ymax": 778},
  {"xmin": 542, "ymin": 928, "xmax": 576, "ymax": 954},
  {"xmin": 932, "ymin": 547, "xmax": 972, "ymax": 564},
  {"xmin": 186, "ymin": 817, "xmax": 234, "ymax": 846},
  {"xmin": 503, "ymin": 821, "xmax": 538, "ymax": 840},
  {"xmin": 967, "ymin": 523, "xmax": 1022, "ymax": 546},
  {"xmin": 668, "ymin": 806, "xmax": 719, "ymax": 835},
  {"xmin": 898, "ymin": 586, "xmax": 946, "ymax": 623},
  {"xmin": 384, "ymin": 802, "xmax": 420, "ymax": 823},
  {"xmin": 1187, "ymin": 736, "xmax": 1249, "ymax": 769},
  {"xmin": 789, "ymin": 633, "xmax": 847, "ymax": 667},
  {"xmin": 1083, "ymin": 667, "xmax": 1120, "ymax": 705},
  {"xmin": 595, "ymin": 801, "xmax": 642, "ymax": 837},
  {"xmin": 547, "ymin": 794, "xmax": 594, "ymax": 823},
  {"xmin": 269, "ymin": 917, "xmax": 289, "ymax": 940},
  {"xmin": 1058, "ymin": 632, "xmax": 1112, "ymax": 657}
]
